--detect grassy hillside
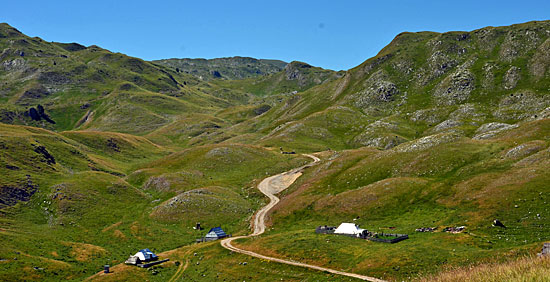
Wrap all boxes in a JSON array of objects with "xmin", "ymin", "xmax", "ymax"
[
  {"xmin": 0, "ymin": 23, "xmax": 255, "ymax": 139},
  {"xmin": 232, "ymin": 118, "xmax": 550, "ymax": 280},
  {"xmin": 0, "ymin": 121, "xmax": 307, "ymax": 281},
  {"xmin": 214, "ymin": 20, "xmax": 550, "ymax": 152}
]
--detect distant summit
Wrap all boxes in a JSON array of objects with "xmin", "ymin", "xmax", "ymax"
[{"xmin": 153, "ymin": 56, "xmax": 287, "ymax": 80}]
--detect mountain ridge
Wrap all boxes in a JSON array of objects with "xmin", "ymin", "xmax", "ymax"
[{"xmin": 153, "ymin": 56, "xmax": 288, "ymax": 81}]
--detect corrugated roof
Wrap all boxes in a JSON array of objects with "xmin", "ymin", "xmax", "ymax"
[{"xmin": 205, "ymin": 226, "xmax": 227, "ymax": 238}]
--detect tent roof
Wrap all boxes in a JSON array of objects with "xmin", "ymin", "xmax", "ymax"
[
  {"xmin": 134, "ymin": 248, "xmax": 158, "ymax": 261},
  {"xmin": 334, "ymin": 223, "xmax": 364, "ymax": 234}
]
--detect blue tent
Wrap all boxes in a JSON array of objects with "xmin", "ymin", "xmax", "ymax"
[{"xmin": 205, "ymin": 227, "xmax": 228, "ymax": 240}]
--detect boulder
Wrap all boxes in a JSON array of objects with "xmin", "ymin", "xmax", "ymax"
[{"xmin": 433, "ymin": 69, "xmax": 474, "ymax": 105}]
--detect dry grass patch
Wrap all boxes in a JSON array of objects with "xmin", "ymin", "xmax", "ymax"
[
  {"xmin": 62, "ymin": 241, "xmax": 108, "ymax": 262},
  {"xmin": 420, "ymin": 256, "xmax": 550, "ymax": 282},
  {"xmin": 112, "ymin": 230, "xmax": 127, "ymax": 240},
  {"xmin": 101, "ymin": 221, "xmax": 122, "ymax": 233}
]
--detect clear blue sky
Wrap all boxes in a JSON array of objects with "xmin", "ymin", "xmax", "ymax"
[{"xmin": 2, "ymin": 1, "xmax": 549, "ymax": 70}]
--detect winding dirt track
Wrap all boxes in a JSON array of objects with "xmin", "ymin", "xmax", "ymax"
[{"xmin": 221, "ymin": 154, "xmax": 385, "ymax": 282}]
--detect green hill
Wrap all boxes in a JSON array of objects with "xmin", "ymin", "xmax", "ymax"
[
  {"xmin": 0, "ymin": 121, "xmax": 306, "ymax": 280},
  {"xmin": 0, "ymin": 23, "xmax": 254, "ymax": 137},
  {"xmin": 213, "ymin": 20, "xmax": 550, "ymax": 152},
  {"xmin": 211, "ymin": 61, "xmax": 345, "ymax": 96}
]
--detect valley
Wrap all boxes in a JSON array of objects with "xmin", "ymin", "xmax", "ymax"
[{"xmin": 1, "ymin": 20, "xmax": 550, "ymax": 281}]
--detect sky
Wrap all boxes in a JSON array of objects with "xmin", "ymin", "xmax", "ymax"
[{"xmin": 2, "ymin": 1, "xmax": 549, "ymax": 70}]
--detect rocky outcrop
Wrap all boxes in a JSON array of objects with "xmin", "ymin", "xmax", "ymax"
[
  {"xmin": 253, "ymin": 104, "xmax": 271, "ymax": 116},
  {"xmin": 29, "ymin": 107, "xmax": 40, "ymax": 121},
  {"xmin": 1, "ymin": 57, "xmax": 26, "ymax": 71},
  {"xmin": 432, "ymin": 119, "xmax": 463, "ymax": 133},
  {"xmin": 33, "ymin": 144, "xmax": 56, "ymax": 165},
  {"xmin": 394, "ymin": 131, "xmax": 463, "ymax": 152},
  {"xmin": 481, "ymin": 62, "xmax": 496, "ymax": 89},
  {"xmin": 530, "ymin": 38, "xmax": 550, "ymax": 78},
  {"xmin": 433, "ymin": 69, "xmax": 474, "ymax": 105},
  {"xmin": 38, "ymin": 71, "xmax": 71, "ymax": 85},
  {"xmin": 499, "ymin": 28, "xmax": 542, "ymax": 62},
  {"xmin": 504, "ymin": 141, "xmax": 545, "ymax": 159},
  {"xmin": 494, "ymin": 92, "xmax": 550, "ymax": 121},
  {"xmin": 55, "ymin": 42, "xmax": 87, "ymax": 52},
  {"xmin": 353, "ymin": 134, "xmax": 407, "ymax": 150},
  {"xmin": 143, "ymin": 176, "xmax": 171, "ymax": 192},
  {"xmin": 427, "ymin": 50, "xmax": 457, "ymax": 80},
  {"xmin": 0, "ymin": 175, "xmax": 38, "ymax": 208},
  {"xmin": 17, "ymin": 86, "xmax": 50, "ymax": 104},
  {"xmin": 210, "ymin": 70, "xmax": 222, "ymax": 78},
  {"xmin": 409, "ymin": 108, "xmax": 449, "ymax": 125},
  {"xmin": 473, "ymin": 122, "xmax": 518, "ymax": 139},
  {"xmin": 284, "ymin": 61, "xmax": 313, "ymax": 85},
  {"xmin": 352, "ymin": 70, "xmax": 400, "ymax": 110},
  {"xmin": 352, "ymin": 119, "xmax": 408, "ymax": 149},
  {"xmin": 503, "ymin": 66, "xmax": 521, "ymax": 89}
]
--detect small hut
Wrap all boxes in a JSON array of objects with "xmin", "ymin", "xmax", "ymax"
[
  {"xmin": 204, "ymin": 227, "xmax": 228, "ymax": 241},
  {"xmin": 125, "ymin": 248, "xmax": 158, "ymax": 265}
]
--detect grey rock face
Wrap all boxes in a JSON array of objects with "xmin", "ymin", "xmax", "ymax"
[
  {"xmin": 530, "ymin": 38, "xmax": 550, "ymax": 78},
  {"xmin": 144, "ymin": 176, "xmax": 171, "ymax": 192},
  {"xmin": 410, "ymin": 108, "xmax": 449, "ymax": 125},
  {"xmin": 504, "ymin": 141, "xmax": 545, "ymax": 159},
  {"xmin": 494, "ymin": 92, "xmax": 550, "ymax": 121},
  {"xmin": 433, "ymin": 119, "xmax": 463, "ymax": 133},
  {"xmin": 499, "ymin": 29, "xmax": 541, "ymax": 62},
  {"xmin": 355, "ymin": 135, "xmax": 407, "ymax": 150},
  {"xmin": 433, "ymin": 69, "xmax": 475, "ymax": 105},
  {"xmin": 373, "ymin": 81, "xmax": 399, "ymax": 102},
  {"xmin": 17, "ymin": 86, "xmax": 50, "ymax": 105},
  {"xmin": 352, "ymin": 119, "xmax": 408, "ymax": 149},
  {"xmin": 284, "ymin": 62, "xmax": 312, "ymax": 86},
  {"xmin": 1, "ymin": 57, "xmax": 26, "ymax": 71},
  {"xmin": 352, "ymin": 70, "xmax": 400, "ymax": 110},
  {"xmin": 473, "ymin": 122, "xmax": 518, "ymax": 139},
  {"xmin": 476, "ymin": 122, "xmax": 516, "ymax": 134},
  {"xmin": 394, "ymin": 131, "xmax": 462, "ymax": 152},
  {"xmin": 503, "ymin": 66, "xmax": 521, "ymax": 90}
]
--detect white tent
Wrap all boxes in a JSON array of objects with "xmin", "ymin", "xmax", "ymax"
[
  {"xmin": 133, "ymin": 249, "xmax": 157, "ymax": 262},
  {"xmin": 134, "ymin": 252, "xmax": 146, "ymax": 261},
  {"xmin": 334, "ymin": 223, "xmax": 364, "ymax": 235}
]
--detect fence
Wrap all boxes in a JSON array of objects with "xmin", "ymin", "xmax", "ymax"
[
  {"xmin": 315, "ymin": 226, "xmax": 336, "ymax": 234},
  {"xmin": 315, "ymin": 226, "xmax": 408, "ymax": 244},
  {"xmin": 367, "ymin": 233, "xmax": 409, "ymax": 244}
]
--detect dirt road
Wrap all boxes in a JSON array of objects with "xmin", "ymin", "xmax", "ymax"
[{"xmin": 221, "ymin": 154, "xmax": 385, "ymax": 282}]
